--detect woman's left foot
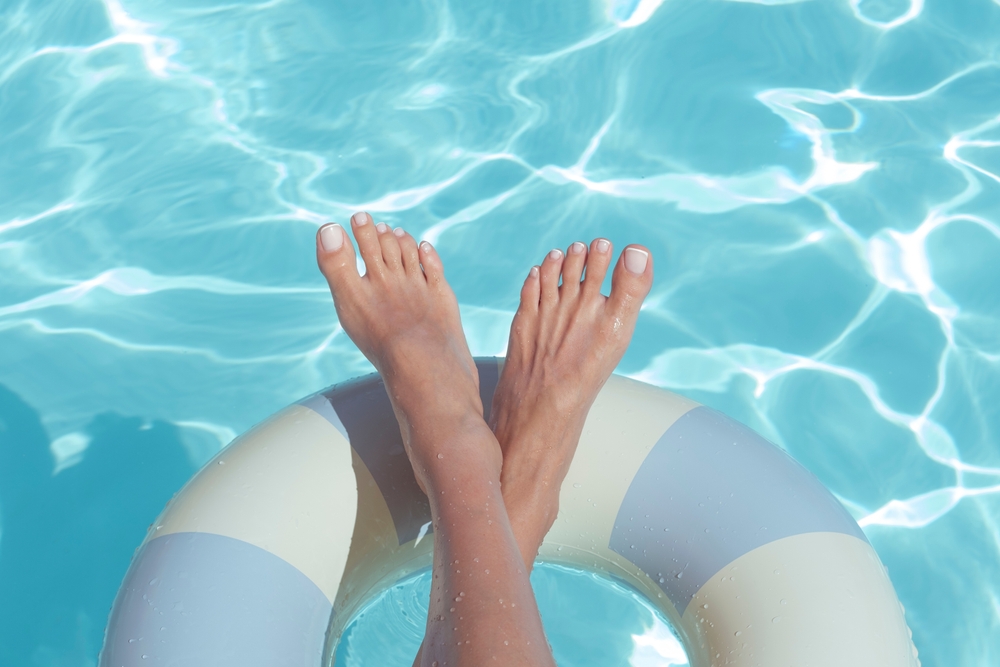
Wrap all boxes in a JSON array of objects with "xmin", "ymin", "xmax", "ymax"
[{"xmin": 491, "ymin": 239, "xmax": 654, "ymax": 566}]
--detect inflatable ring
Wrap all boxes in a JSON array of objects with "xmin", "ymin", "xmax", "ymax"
[{"xmin": 101, "ymin": 358, "xmax": 918, "ymax": 666}]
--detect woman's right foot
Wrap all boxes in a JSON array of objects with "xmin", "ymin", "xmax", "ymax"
[
  {"xmin": 315, "ymin": 213, "xmax": 498, "ymax": 493},
  {"xmin": 490, "ymin": 238, "xmax": 654, "ymax": 567}
]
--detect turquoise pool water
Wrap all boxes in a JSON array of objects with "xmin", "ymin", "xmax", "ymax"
[
  {"xmin": 1, "ymin": 0, "xmax": 998, "ymax": 665},
  {"xmin": 335, "ymin": 564, "xmax": 687, "ymax": 667}
]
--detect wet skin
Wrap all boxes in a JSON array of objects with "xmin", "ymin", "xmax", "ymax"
[{"xmin": 316, "ymin": 215, "xmax": 652, "ymax": 666}]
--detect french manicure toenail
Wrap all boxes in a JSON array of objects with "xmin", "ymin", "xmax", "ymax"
[
  {"xmin": 320, "ymin": 223, "xmax": 344, "ymax": 252},
  {"xmin": 548, "ymin": 249, "xmax": 562, "ymax": 260},
  {"xmin": 393, "ymin": 227, "xmax": 405, "ymax": 237},
  {"xmin": 353, "ymin": 212, "xmax": 369, "ymax": 225},
  {"xmin": 420, "ymin": 241, "xmax": 433, "ymax": 252},
  {"xmin": 624, "ymin": 247, "xmax": 649, "ymax": 274},
  {"xmin": 570, "ymin": 241, "xmax": 586, "ymax": 254},
  {"xmin": 376, "ymin": 222, "xmax": 388, "ymax": 233},
  {"xmin": 596, "ymin": 239, "xmax": 610, "ymax": 253},
  {"xmin": 529, "ymin": 266, "xmax": 539, "ymax": 278}
]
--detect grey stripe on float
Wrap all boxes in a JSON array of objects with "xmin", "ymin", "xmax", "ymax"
[
  {"xmin": 299, "ymin": 392, "xmax": 348, "ymax": 440},
  {"xmin": 609, "ymin": 406, "xmax": 866, "ymax": 616},
  {"xmin": 101, "ymin": 532, "xmax": 331, "ymax": 667},
  {"xmin": 307, "ymin": 358, "xmax": 501, "ymax": 545}
]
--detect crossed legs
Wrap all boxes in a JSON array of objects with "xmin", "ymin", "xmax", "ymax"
[{"xmin": 316, "ymin": 213, "xmax": 652, "ymax": 666}]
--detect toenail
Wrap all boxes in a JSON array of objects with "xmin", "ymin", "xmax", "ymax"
[
  {"xmin": 596, "ymin": 239, "xmax": 610, "ymax": 253},
  {"xmin": 570, "ymin": 241, "xmax": 586, "ymax": 254},
  {"xmin": 352, "ymin": 212, "xmax": 370, "ymax": 226},
  {"xmin": 393, "ymin": 227, "xmax": 405, "ymax": 237},
  {"xmin": 420, "ymin": 241, "xmax": 433, "ymax": 253},
  {"xmin": 548, "ymin": 249, "xmax": 562, "ymax": 261},
  {"xmin": 320, "ymin": 223, "xmax": 344, "ymax": 252},
  {"xmin": 376, "ymin": 222, "xmax": 389, "ymax": 233},
  {"xmin": 624, "ymin": 247, "xmax": 649, "ymax": 274},
  {"xmin": 529, "ymin": 266, "xmax": 539, "ymax": 278}
]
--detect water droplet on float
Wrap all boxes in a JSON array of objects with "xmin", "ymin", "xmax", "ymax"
[
  {"xmin": 780, "ymin": 598, "xmax": 787, "ymax": 605},
  {"xmin": 734, "ymin": 631, "xmax": 742, "ymax": 637},
  {"xmin": 659, "ymin": 577, "xmax": 665, "ymax": 583},
  {"xmin": 702, "ymin": 603, "xmax": 709, "ymax": 609},
  {"xmin": 437, "ymin": 453, "xmax": 444, "ymax": 459},
  {"xmin": 217, "ymin": 460, "xmax": 225, "ymax": 465},
  {"xmin": 772, "ymin": 616, "xmax": 781, "ymax": 623},
  {"xmin": 676, "ymin": 572, "xmax": 684, "ymax": 579},
  {"xmin": 573, "ymin": 483, "xmax": 582, "ymax": 488}
]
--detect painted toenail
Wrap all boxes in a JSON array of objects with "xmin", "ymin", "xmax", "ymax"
[
  {"xmin": 420, "ymin": 241, "xmax": 433, "ymax": 253},
  {"xmin": 376, "ymin": 222, "xmax": 389, "ymax": 233},
  {"xmin": 596, "ymin": 239, "xmax": 610, "ymax": 253},
  {"xmin": 393, "ymin": 227, "xmax": 405, "ymax": 237},
  {"xmin": 548, "ymin": 249, "xmax": 562, "ymax": 260},
  {"xmin": 624, "ymin": 247, "xmax": 649, "ymax": 274},
  {"xmin": 570, "ymin": 241, "xmax": 586, "ymax": 254},
  {"xmin": 529, "ymin": 266, "xmax": 539, "ymax": 278},
  {"xmin": 320, "ymin": 223, "xmax": 344, "ymax": 252},
  {"xmin": 353, "ymin": 212, "xmax": 370, "ymax": 226}
]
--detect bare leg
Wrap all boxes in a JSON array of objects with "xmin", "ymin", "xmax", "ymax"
[
  {"xmin": 316, "ymin": 214, "xmax": 554, "ymax": 667},
  {"xmin": 412, "ymin": 238, "xmax": 654, "ymax": 664},
  {"xmin": 492, "ymin": 238, "xmax": 654, "ymax": 568}
]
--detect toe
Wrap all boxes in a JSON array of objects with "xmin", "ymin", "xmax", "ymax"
[
  {"xmin": 418, "ymin": 239, "xmax": 445, "ymax": 286},
  {"xmin": 376, "ymin": 222, "xmax": 403, "ymax": 272},
  {"xmin": 316, "ymin": 222, "xmax": 361, "ymax": 295},
  {"xmin": 581, "ymin": 238, "xmax": 613, "ymax": 298},
  {"xmin": 351, "ymin": 211, "xmax": 384, "ymax": 277},
  {"xmin": 508, "ymin": 265, "xmax": 540, "ymax": 360},
  {"xmin": 519, "ymin": 265, "xmax": 541, "ymax": 314},
  {"xmin": 607, "ymin": 244, "xmax": 653, "ymax": 321},
  {"xmin": 539, "ymin": 248, "xmax": 563, "ymax": 310},
  {"xmin": 559, "ymin": 241, "xmax": 587, "ymax": 299},
  {"xmin": 394, "ymin": 227, "xmax": 422, "ymax": 276}
]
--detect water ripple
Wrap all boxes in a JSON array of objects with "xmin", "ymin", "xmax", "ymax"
[{"xmin": 1, "ymin": 0, "xmax": 999, "ymax": 664}]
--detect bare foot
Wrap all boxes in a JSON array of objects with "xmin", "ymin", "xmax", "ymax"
[
  {"xmin": 491, "ymin": 238, "xmax": 653, "ymax": 567},
  {"xmin": 315, "ymin": 213, "xmax": 498, "ymax": 490},
  {"xmin": 318, "ymin": 214, "xmax": 556, "ymax": 667}
]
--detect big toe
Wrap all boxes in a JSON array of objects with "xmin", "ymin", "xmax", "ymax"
[
  {"xmin": 316, "ymin": 223, "xmax": 361, "ymax": 296},
  {"xmin": 608, "ymin": 245, "xmax": 653, "ymax": 320}
]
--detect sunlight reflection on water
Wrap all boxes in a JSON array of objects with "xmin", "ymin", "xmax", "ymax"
[{"xmin": 1, "ymin": 0, "xmax": 999, "ymax": 664}]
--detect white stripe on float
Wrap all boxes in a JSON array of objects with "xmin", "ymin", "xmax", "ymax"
[{"xmin": 153, "ymin": 404, "xmax": 357, "ymax": 603}]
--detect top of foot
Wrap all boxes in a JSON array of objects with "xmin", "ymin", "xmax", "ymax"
[
  {"xmin": 315, "ymin": 213, "xmax": 498, "ymax": 489},
  {"xmin": 490, "ymin": 237, "xmax": 653, "ymax": 561}
]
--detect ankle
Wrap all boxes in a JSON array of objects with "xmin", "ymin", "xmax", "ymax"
[
  {"xmin": 501, "ymin": 475, "xmax": 560, "ymax": 533},
  {"xmin": 411, "ymin": 419, "xmax": 503, "ymax": 495}
]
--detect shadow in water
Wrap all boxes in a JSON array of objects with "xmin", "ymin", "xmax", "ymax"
[{"xmin": 0, "ymin": 384, "xmax": 195, "ymax": 667}]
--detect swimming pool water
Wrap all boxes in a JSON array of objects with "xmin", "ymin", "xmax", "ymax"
[
  {"xmin": 335, "ymin": 565, "xmax": 688, "ymax": 667},
  {"xmin": 1, "ymin": 0, "xmax": 998, "ymax": 665}
]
